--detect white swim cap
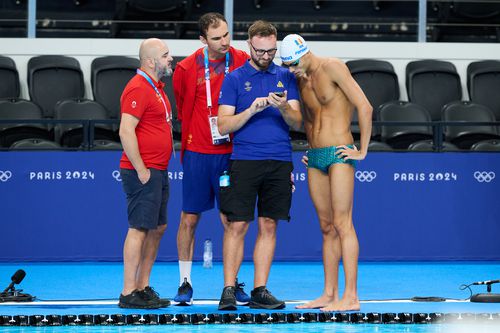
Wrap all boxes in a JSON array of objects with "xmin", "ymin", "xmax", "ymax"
[{"xmin": 280, "ymin": 34, "xmax": 309, "ymax": 63}]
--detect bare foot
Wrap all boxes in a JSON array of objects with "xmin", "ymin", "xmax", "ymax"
[
  {"xmin": 320, "ymin": 297, "xmax": 360, "ymax": 312},
  {"xmin": 296, "ymin": 295, "xmax": 338, "ymax": 309}
]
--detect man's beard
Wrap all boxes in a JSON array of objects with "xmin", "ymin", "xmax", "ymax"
[
  {"xmin": 251, "ymin": 54, "xmax": 272, "ymax": 70},
  {"xmin": 155, "ymin": 60, "xmax": 172, "ymax": 79}
]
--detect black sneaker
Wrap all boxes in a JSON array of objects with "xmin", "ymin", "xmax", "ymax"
[
  {"xmin": 143, "ymin": 286, "xmax": 170, "ymax": 308},
  {"xmin": 173, "ymin": 278, "xmax": 193, "ymax": 305},
  {"xmin": 118, "ymin": 289, "xmax": 160, "ymax": 309},
  {"xmin": 249, "ymin": 286, "xmax": 285, "ymax": 309},
  {"xmin": 218, "ymin": 286, "xmax": 237, "ymax": 311},
  {"xmin": 235, "ymin": 278, "xmax": 251, "ymax": 305}
]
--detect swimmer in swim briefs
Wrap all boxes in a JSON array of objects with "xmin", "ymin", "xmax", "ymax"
[{"xmin": 280, "ymin": 34, "xmax": 373, "ymax": 312}]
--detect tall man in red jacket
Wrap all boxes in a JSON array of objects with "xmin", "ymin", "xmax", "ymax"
[{"xmin": 172, "ymin": 12, "xmax": 249, "ymax": 305}]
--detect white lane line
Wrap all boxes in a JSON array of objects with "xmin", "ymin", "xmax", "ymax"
[{"xmin": 0, "ymin": 299, "xmax": 468, "ymax": 306}]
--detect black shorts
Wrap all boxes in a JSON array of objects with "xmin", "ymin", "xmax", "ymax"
[
  {"xmin": 121, "ymin": 168, "xmax": 169, "ymax": 230},
  {"xmin": 220, "ymin": 160, "xmax": 293, "ymax": 222}
]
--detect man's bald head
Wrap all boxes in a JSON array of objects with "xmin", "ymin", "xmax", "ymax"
[
  {"xmin": 138, "ymin": 38, "xmax": 173, "ymax": 80},
  {"xmin": 139, "ymin": 38, "xmax": 166, "ymax": 65}
]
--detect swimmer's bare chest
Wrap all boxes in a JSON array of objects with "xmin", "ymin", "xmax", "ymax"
[{"xmin": 299, "ymin": 74, "xmax": 353, "ymax": 147}]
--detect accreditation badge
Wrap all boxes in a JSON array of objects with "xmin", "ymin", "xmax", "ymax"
[{"xmin": 208, "ymin": 116, "xmax": 230, "ymax": 145}]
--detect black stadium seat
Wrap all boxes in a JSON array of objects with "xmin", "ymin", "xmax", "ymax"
[
  {"xmin": 162, "ymin": 56, "xmax": 183, "ymax": 141},
  {"xmin": 91, "ymin": 56, "xmax": 140, "ymax": 120},
  {"xmin": 53, "ymin": 99, "xmax": 117, "ymax": 148},
  {"xmin": 0, "ymin": 55, "xmax": 20, "ymax": 99},
  {"xmin": 467, "ymin": 60, "xmax": 500, "ymax": 121},
  {"xmin": 347, "ymin": 59, "xmax": 400, "ymax": 111},
  {"xmin": 10, "ymin": 138, "xmax": 61, "ymax": 150},
  {"xmin": 112, "ymin": 0, "xmax": 193, "ymax": 38},
  {"xmin": 0, "ymin": 98, "xmax": 50, "ymax": 148},
  {"xmin": 470, "ymin": 139, "xmax": 500, "ymax": 152},
  {"xmin": 92, "ymin": 140, "xmax": 123, "ymax": 150},
  {"xmin": 127, "ymin": 0, "xmax": 189, "ymax": 12},
  {"xmin": 407, "ymin": 139, "xmax": 459, "ymax": 152},
  {"xmin": 406, "ymin": 59, "xmax": 462, "ymax": 121},
  {"xmin": 354, "ymin": 140, "xmax": 393, "ymax": 152},
  {"xmin": 442, "ymin": 101, "xmax": 500, "ymax": 149},
  {"xmin": 28, "ymin": 55, "xmax": 85, "ymax": 118},
  {"xmin": 161, "ymin": 56, "xmax": 182, "ymax": 117},
  {"xmin": 366, "ymin": 141, "xmax": 393, "ymax": 151},
  {"xmin": 347, "ymin": 59, "xmax": 400, "ymax": 139},
  {"xmin": 377, "ymin": 101, "xmax": 433, "ymax": 149},
  {"xmin": 291, "ymin": 139, "xmax": 309, "ymax": 151}
]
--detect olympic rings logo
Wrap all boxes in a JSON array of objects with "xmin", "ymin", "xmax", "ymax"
[
  {"xmin": 473, "ymin": 171, "xmax": 495, "ymax": 183},
  {"xmin": 112, "ymin": 170, "xmax": 122, "ymax": 182},
  {"xmin": 355, "ymin": 170, "xmax": 377, "ymax": 182},
  {"xmin": 0, "ymin": 170, "xmax": 12, "ymax": 182}
]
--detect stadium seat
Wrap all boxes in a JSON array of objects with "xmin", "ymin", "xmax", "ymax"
[
  {"xmin": 290, "ymin": 127, "xmax": 307, "ymax": 141},
  {"xmin": 406, "ymin": 59, "xmax": 462, "ymax": 120},
  {"xmin": 431, "ymin": 3, "xmax": 500, "ymax": 42},
  {"xmin": 442, "ymin": 101, "xmax": 499, "ymax": 149},
  {"xmin": 162, "ymin": 56, "xmax": 183, "ymax": 141},
  {"xmin": 347, "ymin": 59, "xmax": 400, "ymax": 139},
  {"xmin": 467, "ymin": 60, "xmax": 500, "ymax": 121},
  {"xmin": 111, "ymin": 0, "xmax": 193, "ymax": 38},
  {"xmin": 407, "ymin": 139, "xmax": 459, "ymax": 152},
  {"xmin": 450, "ymin": 2, "xmax": 500, "ymax": 21},
  {"xmin": 127, "ymin": 0, "xmax": 190, "ymax": 12},
  {"xmin": 10, "ymin": 138, "xmax": 61, "ymax": 150},
  {"xmin": 92, "ymin": 139, "xmax": 123, "ymax": 150},
  {"xmin": 0, "ymin": 98, "xmax": 50, "ymax": 148},
  {"xmin": 367, "ymin": 141, "xmax": 393, "ymax": 151},
  {"xmin": 354, "ymin": 140, "xmax": 393, "ymax": 151},
  {"xmin": 162, "ymin": 75, "xmax": 181, "ymax": 141},
  {"xmin": 53, "ymin": 99, "xmax": 117, "ymax": 148},
  {"xmin": 347, "ymin": 59, "xmax": 400, "ymax": 110},
  {"xmin": 28, "ymin": 55, "xmax": 85, "ymax": 118},
  {"xmin": 377, "ymin": 101, "xmax": 434, "ymax": 149},
  {"xmin": 91, "ymin": 56, "xmax": 139, "ymax": 120},
  {"xmin": 291, "ymin": 139, "xmax": 309, "ymax": 151},
  {"xmin": 470, "ymin": 139, "xmax": 500, "ymax": 152},
  {"xmin": 0, "ymin": 55, "xmax": 20, "ymax": 99}
]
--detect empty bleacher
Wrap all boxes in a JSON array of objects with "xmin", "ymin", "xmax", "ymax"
[
  {"xmin": 1, "ymin": 37, "xmax": 500, "ymax": 151},
  {"xmin": 1, "ymin": 1, "xmax": 500, "ymax": 42}
]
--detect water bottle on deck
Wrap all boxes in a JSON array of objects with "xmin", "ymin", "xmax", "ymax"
[
  {"xmin": 203, "ymin": 239, "xmax": 213, "ymax": 268},
  {"xmin": 219, "ymin": 171, "xmax": 230, "ymax": 187}
]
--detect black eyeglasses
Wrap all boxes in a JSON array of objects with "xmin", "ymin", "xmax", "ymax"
[
  {"xmin": 282, "ymin": 58, "xmax": 300, "ymax": 68},
  {"xmin": 250, "ymin": 42, "xmax": 277, "ymax": 56}
]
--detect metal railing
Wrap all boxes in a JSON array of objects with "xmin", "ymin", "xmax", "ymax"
[
  {"xmin": 1, "ymin": 119, "xmax": 499, "ymax": 151},
  {"xmin": 0, "ymin": 119, "xmax": 119, "ymax": 150}
]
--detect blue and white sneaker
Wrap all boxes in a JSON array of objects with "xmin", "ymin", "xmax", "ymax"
[
  {"xmin": 173, "ymin": 278, "xmax": 193, "ymax": 305},
  {"xmin": 235, "ymin": 278, "xmax": 251, "ymax": 305}
]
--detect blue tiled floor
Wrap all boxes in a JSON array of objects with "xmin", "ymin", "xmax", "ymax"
[{"xmin": 1, "ymin": 262, "xmax": 499, "ymax": 332}]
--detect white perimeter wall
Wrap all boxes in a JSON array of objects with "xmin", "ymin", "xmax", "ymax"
[{"xmin": 2, "ymin": 38, "xmax": 500, "ymax": 102}]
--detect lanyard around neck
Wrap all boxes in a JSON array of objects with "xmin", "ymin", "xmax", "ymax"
[
  {"xmin": 204, "ymin": 48, "xmax": 230, "ymax": 110},
  {"xmin": 136, "ymin": 69, "xmax": 172, "ymax": 124},
  {"xmin": 136, "ymin": 69, "xmax": 175, "ymax": 158}
]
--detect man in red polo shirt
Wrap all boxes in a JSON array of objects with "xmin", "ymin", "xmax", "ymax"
[
  {"xmin": 172, "ymin": 12, "xmax": 249, "ymax": 305},
  {"xmin": 118, "ymin": 38, "xmax": 174, "ymax": 309}
]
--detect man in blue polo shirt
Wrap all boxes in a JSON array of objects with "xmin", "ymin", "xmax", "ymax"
[{"xmin": 216, "ymin": 20, "xmax": 302, "ymax": 310}]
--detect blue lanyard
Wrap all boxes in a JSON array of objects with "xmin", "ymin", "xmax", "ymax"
[
  {"xmin": 203, "ymin": 48, "xmax": 230, "ymax": 111},
  {"xmin": 136, "ymin": 69, "xmax": 175, "ymax": 158},
  {"xmin": 136, "ymin": 69, "xmax": 172, "ymax": 124}
]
